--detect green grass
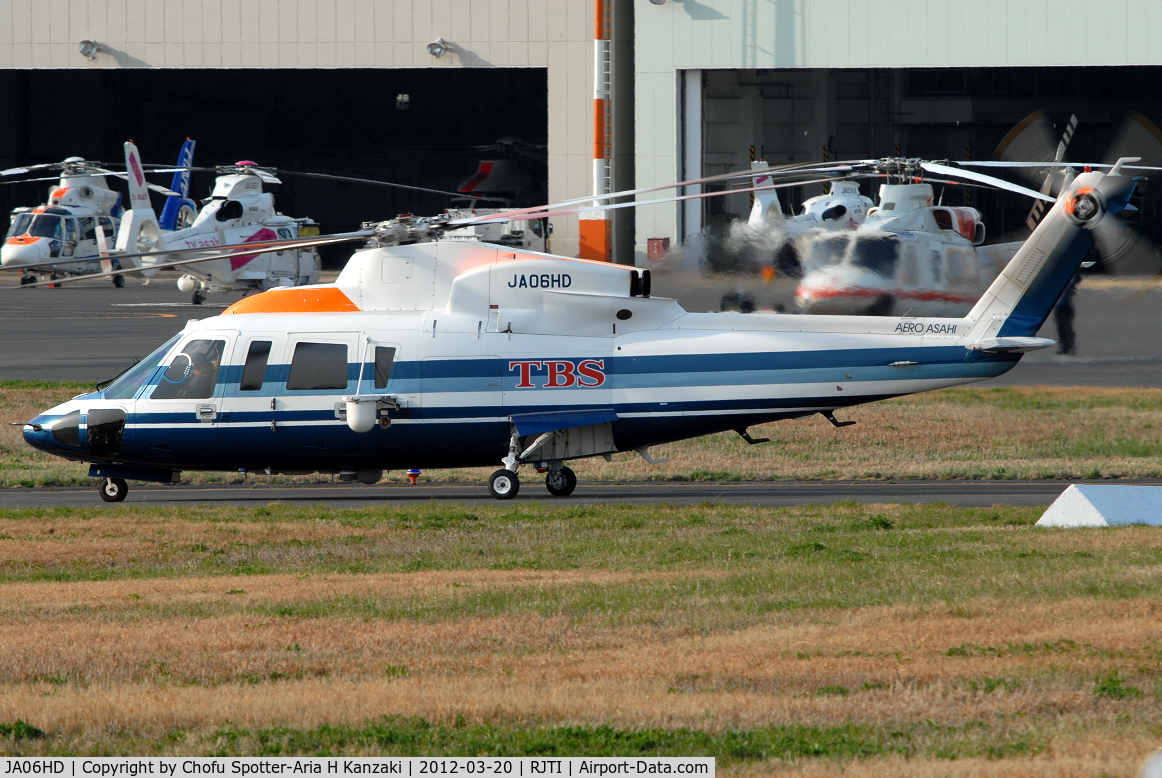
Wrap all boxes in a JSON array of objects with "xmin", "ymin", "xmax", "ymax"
[{"xmin": 2, "ymin": 716, "xmax": 1049, "ymax": 763}]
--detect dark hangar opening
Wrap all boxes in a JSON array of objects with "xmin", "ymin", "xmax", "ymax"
[
  {"xmin": 0, "ymin": 67, "xmax": 548, "ymax": 267},
  {"xmin": 699, "ymin": 66, "xmax": 1162, "ymax": 246}
]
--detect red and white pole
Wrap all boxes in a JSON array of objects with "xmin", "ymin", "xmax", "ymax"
[{"xmin": 579, "ymin": 0, "xmax": 611, "ymax": 261}]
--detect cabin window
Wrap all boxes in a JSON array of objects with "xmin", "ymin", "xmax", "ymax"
[
  {"xmin": 851, "ymin": 236, "xmax": 900, "ymax": 277},
  {"xmin": 374, "ymin": 347, "xmax": 396, "ymax": 389},
  {"xmin": 239, "ymin": 341, "xmax": 272, "ymax": 391},
  {"xmin": 806, "ymin": 235, "xmax": 849, "ymax": 269},
  {"xmin": 78, "ymin": 217, "xmax": 97, "ymax": 242},
  {"xmin": 287, "ymin": 342, "xmax": 348, "ymax": 391},
  {"xmin": 150, "ymin": 339, "xmax": 225, "ymax": 400},
  {"xmin": 97, "ymin": 217, "xmax": 116, "ymax": 240},
  {"xmin": 933, "ymin": 209, "xmax": 954, "ymax": 231},
  {"xmin": 900, "ymin": 247, "xmax": 920, "ymax": 286}
]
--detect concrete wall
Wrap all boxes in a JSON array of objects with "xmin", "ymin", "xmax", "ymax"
[
  {"xmin": 635, "ymin": 0, "xmax": 1162, "ymax": 262},
  {"xmin": 0, "ymin": 0, "xmax": 595, "ymax": 257}
]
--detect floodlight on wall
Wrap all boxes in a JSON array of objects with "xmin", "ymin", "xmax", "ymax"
[
  {"xmin": 427, "ymin": 38, "xmax": 449, "ymax": 58},
  {"xmin": 77, "ymin": 39, "xmax": 100, "ymax": 59}
]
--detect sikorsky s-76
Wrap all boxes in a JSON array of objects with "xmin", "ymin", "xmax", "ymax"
[{"xmin": 19, "ymin": 158, "xmax": 1147, "ymax": 502}]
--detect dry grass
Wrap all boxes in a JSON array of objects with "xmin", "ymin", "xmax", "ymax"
[
  {"xmin": 4, "ymin": 383, "xmax": 1162, "ymax": 486},
  {"xmin": 0, "ymin": 501, "xmax": 1161, "ymax": 771}
]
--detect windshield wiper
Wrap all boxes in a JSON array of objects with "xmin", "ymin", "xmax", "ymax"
[{"xmin": 95, "ymin": 358, "xmax": 140, "ymax": 391}]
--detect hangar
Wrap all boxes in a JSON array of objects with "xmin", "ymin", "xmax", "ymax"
[{"xmin": 0, "ymin": 1, "xmax": 1160, "ymax": 266}]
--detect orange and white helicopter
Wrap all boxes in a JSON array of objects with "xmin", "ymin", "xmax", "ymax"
[
  {"xmin": 0, "ymin": 146, "xmax": 193, "ymax": 286},
  {"xmin": 17, "ymin": 155, "xmax": 1160, "ymax": 502}
]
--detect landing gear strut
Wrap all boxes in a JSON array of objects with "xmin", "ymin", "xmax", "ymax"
[{"xmin": 99, "ymin": 477, "xmax": 128, "ymax": 502}]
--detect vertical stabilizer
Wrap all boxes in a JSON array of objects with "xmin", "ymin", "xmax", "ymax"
[
  {"xmin": 747, "ymin": 161, "xmax": 784, "ymax": 228},
  {"xmin": 114, "ymin": 142, "xmax": 162, "ymax": 275},
  {"xmin": 158, "ymin": 138, "xmax": 197, "ymax": 230},
  {"xmin": 966, "ymin": 166, "xmax": 1138, "ymax": 340}
]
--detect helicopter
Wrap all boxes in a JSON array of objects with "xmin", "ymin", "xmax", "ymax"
[
  {"xmin": 17, "ymin": 155, "xmax": 1153, "ymax": 502},
  {"xmin": 792, "ymin": 178, "xmax": 1024, "ymax": 317},
  {"xmin": 112, "ymin": 143, "xmax": 323, "ymax": 305},
  {"xmin": 0, "ymin": 141, "xmax": 196, "ymax": 287}
]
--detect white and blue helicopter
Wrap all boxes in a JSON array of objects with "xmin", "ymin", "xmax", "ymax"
[{"xmin": 17, "ymin": 154, "xmax": 1151, "ymax": 502}]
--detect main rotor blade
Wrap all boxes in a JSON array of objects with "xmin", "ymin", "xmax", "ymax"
[
  {"xmin": 6, "ymin": 230, "xmax": 376, "ymax": 273},
  {"xmin": 920, "ymin": 162, "xmax": 1056, "ymax": 201},
  {"xmin": 101, "ymin": 172, "xmax": 180, "ymax": 197},
  {"xmin": 957, "ymin": 160, "xmax": 1162, "ymax": 172},
  {"xmin": 448, "ymin": 161, "xmax": 869, "ymax": 226},
  {"xmin": 279, "ymin": 170, "xmax": 466, "ymax": 198},
  {"xmin": 0, "ymin": 176, "xmax": 67, "ymax": 186},
  {"xmin": 454, "ymin": 176, "xmax": 862, "ymax": 227},
  {"xmin": 0, "ymin": 163, "xmax": 62, "ymax": 177}
]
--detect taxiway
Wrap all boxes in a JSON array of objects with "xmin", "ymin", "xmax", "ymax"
[{"xmin": 0, "ymin": 479, "xmax": 1150, "ymax": 509}]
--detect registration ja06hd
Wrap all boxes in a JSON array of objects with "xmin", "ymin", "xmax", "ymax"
[{"xmin": 3, "ymin": 759, "xmax": 714, "ymax": 778}]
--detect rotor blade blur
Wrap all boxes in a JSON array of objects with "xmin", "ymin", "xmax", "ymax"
[
  {"xmin": 279, "ymin": 170, "xmax": 466, "ymax": 198},
  {"xmin": 920, "ymin": 162, "xmax": 1057, "ymax": 201},
  {"xmin": 1118, "ymin": 268, "xmax": 1162, "ymax": 306},
  {"xmin": 1092, "ymin": 217, "xmax": 1162, "ymax": 277}
]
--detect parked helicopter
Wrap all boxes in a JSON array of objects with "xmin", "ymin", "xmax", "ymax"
[
  {"xmin": 0, "ymin": 142, "xmax": 196, "ymax": 286},
  {"xmin": 114, "ymin": 143, "xmax": 324, "ymax": 304},
  {"xmin": 18, "ymin": 156, "xmax": 1152, "ymax": 502},
  {"xmin": 792, "ymin": 178, "xmax": 1023, "ymax": 317}
]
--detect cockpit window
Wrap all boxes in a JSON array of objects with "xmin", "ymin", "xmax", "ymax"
[
  {"xmin": 6, "ymin": 213, "xmax": 32, "ymax": 238},
  {"xmin": 28, "ymin": 214, "xmax": 65, "ymax": 240},
  {"xmin": 851, "ymin": 236, "xmax": 900, "ymax": 277},
  {"xmin": 103, "ymin": 334, "xmax": 182, "ymax": 400},
  {"xmin": 151, "ymin": 339, "xmax": 226, "ymax": 400},
  {"xmin": 805, "ymin": 235, "xmax": 849, "ymax": 269}
]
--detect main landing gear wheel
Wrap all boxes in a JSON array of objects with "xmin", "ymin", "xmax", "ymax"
[
  {"xmin": 545, "ymin": 466, "xmax": 577, "ymax": 497},
  {"xmin": 99, "ymin": 477, "xmax": 128, "ymax": 502},
  {"xmin": 488, "ymin": 469, "xmax": 520, "ymax": 500},
  {"xmin": 112, "ymin": 274, "xmax": 125, "ymax": 288},
  {"xmin": 192, "ymin": 289, "xmax": 206, "ymax": 305}
]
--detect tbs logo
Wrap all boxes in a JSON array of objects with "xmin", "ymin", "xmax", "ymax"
[{"xmin": 509, "ymin": 359, "xmax": 606, "ymax": 389}]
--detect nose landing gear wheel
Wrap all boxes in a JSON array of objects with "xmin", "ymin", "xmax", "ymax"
[
  {"xmin": 488, "ymin": 469, "xmax": 520, "ymax": 500},
  {"xmin": 545, "ymin": 466, "xmax": 577, "ymax": 497},
  {"xmin": 112, "ymin": 274, "xmax": 125, "ymax": 288},
  {"xmin": 192, "ymin": 289, "xmax": 206, "ymax": 305},
  {"xmin": 99, "ymin": 477, "xmax": 128, "ymax": 502}
]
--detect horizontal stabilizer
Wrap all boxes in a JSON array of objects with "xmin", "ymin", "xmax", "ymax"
[
  {"xmin": 966, "ymin": 337, "xmax": 1055, "ymax": 353},
  {"xmin": 510, "ymin": 408, "xmax": 618, "ymax": 437}
]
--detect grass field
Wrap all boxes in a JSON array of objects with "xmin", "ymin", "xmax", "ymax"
[
  {"xmin": 0, "ymin": 500, "xmax": 1161, "ymax": 775},
  {"xmin": 3, "ymin": 382, "xmax": 1162, "ymax": 487}
]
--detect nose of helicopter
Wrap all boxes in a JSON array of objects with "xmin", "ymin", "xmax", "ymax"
[
  {"xmin": 1, "ymin": 235, "xmax": 49, "ymax": 268},
  {"xmin": 22, "ymin": 409, "xmax": 82, "ymax": 455},
  {"xmin": 22, "ymin": 404, "xmax": 126, "ymax": 458}
]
